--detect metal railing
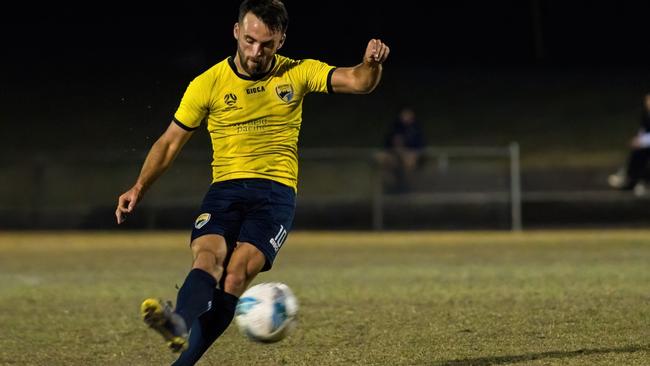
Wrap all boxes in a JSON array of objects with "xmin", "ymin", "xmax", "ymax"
[
  {"xmin": 0, "ymin": 144, "xmax": 521, "ymax": 230},
  {"xmin": 299, "ymin": 143, "xmax": 522, "ymax": 231}
]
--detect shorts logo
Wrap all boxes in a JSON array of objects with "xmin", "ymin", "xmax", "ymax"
[
  {"xmin": 194, "ymin": 213, "xmax": 211, "ymax": 229},
  {"xmin": 269, "ymin": 225, "xmax": 288, "ymax": 252},
  {"xmin": 275, "ymin": 84, "xmax": 294, "ymax": 103}
]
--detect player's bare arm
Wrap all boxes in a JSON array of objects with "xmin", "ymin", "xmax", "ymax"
[
  {"xmin": 331, "ymin": 39, "xmax": 390, "ymax": 94},
  {"xmin": 115, "ymin": 122, "xmax": 194, "ymax": 224}
]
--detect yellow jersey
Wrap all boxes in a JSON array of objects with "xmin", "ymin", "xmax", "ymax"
[{"xmin": 173, "ymin": 54, "xmax": 335, "ymax": 191}]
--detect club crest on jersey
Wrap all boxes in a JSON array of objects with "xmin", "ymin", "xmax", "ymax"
[
  {"xmin": 275, "ymin": 84, "xmax": 294, "ymax": 103},
  {"xmin": 194, "ymin": 213, "xmax": 211, "ymax": 229}
]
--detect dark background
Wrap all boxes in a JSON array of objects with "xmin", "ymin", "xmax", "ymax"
[
  {"xmin": 3, "ymin": 1, "xmax": 650, "ymax": 154},
  {"xmin": 3, "ymin": 1, "xmax": 650, "ymax": 230},
  {"xmin": 6, "ymin": 1, "xmax": 650, "ymax": 69}
]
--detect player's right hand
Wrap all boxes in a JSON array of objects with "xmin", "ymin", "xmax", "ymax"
[
  {"xmin": 364, "ymin": 39, "xmax": 390, "ymax": 65},
  {"xmin": 116, "ymin": 186, "xmax": 142, "ymax": 224}
]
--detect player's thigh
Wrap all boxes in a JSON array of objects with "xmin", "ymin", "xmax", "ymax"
[
  {"xmin": 238, "ymin": 180, "xmax": 295, "ymax": 272},
  {"xmin": 189, "ymin": 181, "xmax": 246, "ymax": 265},
  {"xmin": 190, "ymin": 234, "xmax": 229, "ymax": 264}
]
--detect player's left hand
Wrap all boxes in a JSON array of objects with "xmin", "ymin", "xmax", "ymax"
[
  {"xmin": 115, "ymin": 186, "xmax": 143, "ymax": 224},
  {"xmin": 364, "ymin": 39, "xmax": 390, "ymax": 65}
]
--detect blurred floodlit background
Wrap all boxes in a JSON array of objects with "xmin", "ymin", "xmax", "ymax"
[{"xmin": 2, "ymin": 1, "xmax": 650, "ymax": 231}]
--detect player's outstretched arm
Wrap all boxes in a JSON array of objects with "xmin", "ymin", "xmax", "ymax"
[
  {"xmin": 115, "ymin": 121, "xmax": 194, "ymax": 224},
  {"xmin": 330, "ymin": 39, "xmax": 390, "ymax": 94}
]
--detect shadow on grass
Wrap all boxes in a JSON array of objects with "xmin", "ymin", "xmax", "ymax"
[{"xmin": 438, "ymin": 344, "xmax": 650, "ymax": 366}]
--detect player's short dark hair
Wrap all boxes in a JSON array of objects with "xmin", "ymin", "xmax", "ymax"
[{"xmin": 239, "ymin": 0, "xmax": 289, "ymax": 34}]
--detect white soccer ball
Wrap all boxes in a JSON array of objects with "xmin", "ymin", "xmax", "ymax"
[{"xmin": 234, "ymin": 282, "xmax": 299, "ymax": 343}]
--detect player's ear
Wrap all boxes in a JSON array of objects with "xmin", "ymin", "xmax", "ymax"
[
  {"xmin": 233, "ymin": 23, "xmax": 240, "ymax": 40},
  {"xmin": 277, "ymin": 33, "xmax": 286, "ymax": 49}
]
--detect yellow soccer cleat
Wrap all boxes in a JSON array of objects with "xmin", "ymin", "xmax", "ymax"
[{"xmin": 141, "ymin": 298, "xmax": 188, "ymax": 353}]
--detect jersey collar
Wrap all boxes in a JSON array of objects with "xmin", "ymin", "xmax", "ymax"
[{"xmin": 228, "ymin": 55, "xmax": 277, "ymax": 81}]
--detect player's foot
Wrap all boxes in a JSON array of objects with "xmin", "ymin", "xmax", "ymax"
[{"xmin": 140, "ymin": 298, "xmax": 188, "ymax": 352}]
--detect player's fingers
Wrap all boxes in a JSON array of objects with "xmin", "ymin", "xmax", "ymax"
[
  {"xmin": 373, "ymin": 42, "xmax": 385, "ymax": 60},
  {"xmin": 372, "ymin": 49, "xmax": 383, "ymax": 62},
  {"xmin": 115, "ymin": 194, "xmax": 130, "ymax": 223},
  {"xmin": 367, "ymin": 39, "xmax": 379, "ymax": 57},
  {"xmin": 116, "ymin": 207, "xmax": 125, "ymax": 224},
  {"xmin": 372, "ymin": 39, "xmax": 382, "ymax": 60},
  {"xmin": 371, "ymin": 40, "xmax": 389, "ymax": 63},
  {"xmin": 377, "ymin": 44, "xmax": 390, "ymax": 62},
  {"xmin": 117, "ymin": 195, "xmax": 131, "ymax": 212},
  {"xmin": 370, "ymin": 38, "xmax": 378, "ymax": 50},
  {"xmin": 122, "ymin": 191, "xmax": 139, "ymax": 210}
]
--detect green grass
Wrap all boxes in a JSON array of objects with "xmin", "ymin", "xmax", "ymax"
[{"xmin": 0, "ymin": 230, "xmax": 648, "ymax": 365}]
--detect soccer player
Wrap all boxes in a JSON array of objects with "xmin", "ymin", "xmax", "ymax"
[{"xmin": 115, "ymin": 0, "xmax": 389, "ymax": 364}]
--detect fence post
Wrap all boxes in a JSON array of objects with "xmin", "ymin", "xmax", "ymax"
[
  {"xmin": 372, "ymin": 157, "xmax": 384, "ymax": 231},
  {"xmin": 509, "ymin": 142, "xmax": 523, "ymax": 231}
]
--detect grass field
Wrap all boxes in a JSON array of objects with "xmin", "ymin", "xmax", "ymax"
[{"xmin": 0, "ymin": 230, "xmax": 648, "ymax": 366}]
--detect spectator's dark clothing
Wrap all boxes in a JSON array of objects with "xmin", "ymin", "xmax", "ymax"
[
  {"xmin": 641, "ymin": 111, "xmax": 650, "ymax": 132},
  {"xmin": 626, "ymin": 149, "xmax": 650, "ymax": 184},
  {"xmin": 383, "ymin": 120, "xmax": 426, "ymax": 150},
  {"xmin": 624, "ymin": 110, "xmax": 650, "ymax": 186}
]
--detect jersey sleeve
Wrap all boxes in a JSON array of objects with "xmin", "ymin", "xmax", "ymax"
[
  {"xmin": 173, "ymin": 72, "xmax": 213, "ymax": 130},
  {"xmin": 298, "ymin": 59, "xmax": 336, "ymax": 95}
]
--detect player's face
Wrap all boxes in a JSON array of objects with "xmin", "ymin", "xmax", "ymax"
[{"xmin": 234, "ymin": 13, "xmax": 285, "ymax": 77}]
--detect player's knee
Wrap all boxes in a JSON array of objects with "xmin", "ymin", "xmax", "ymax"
[
  {"xmin": 223, "ymin": 271, "xmax": 247, "ymax": 295},
  {"xmin": 190, "ymin": 236, "xmax": 228, "ymax": 280},
  {"xmin": 191, "ymin": 236, "xmax": 227, "ymax": 259},
  {"xmin": 192, "ymin": 253, "xmax": 224, "ymax": 280}
]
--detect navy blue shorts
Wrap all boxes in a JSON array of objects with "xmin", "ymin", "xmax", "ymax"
[{"xmin": 190, "ymin": 178, "xmax": 296, "ymax": 272}]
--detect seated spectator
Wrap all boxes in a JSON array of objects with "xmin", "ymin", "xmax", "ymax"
[
  {"xmin": 608, "ymin": 92, "xmax": 650, "ymax": 196},
  {"xmin": 376, "ymin": 106, "xmax": 426, "ymax": 193}
]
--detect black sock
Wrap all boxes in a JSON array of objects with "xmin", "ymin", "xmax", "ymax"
[
  {"xmin": 217, "ymin": 291, "xmax": 239, "ymax": 335},
  {"xmin": 172, "ymin": 289, "xmax": 239, "ymax": 366},
  {"xmin": 174, "ymin": 268, "xmax": 217, "ymax": 329}
]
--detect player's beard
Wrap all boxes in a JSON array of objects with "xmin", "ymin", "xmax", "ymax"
[{"xmin": 237, "ymin": 48, "xmax": 270, "ymax": 77}]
